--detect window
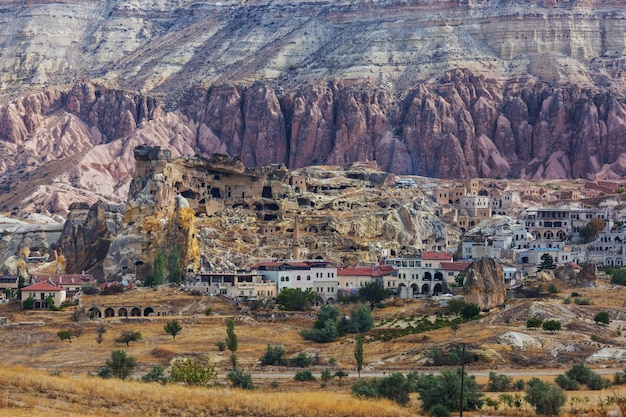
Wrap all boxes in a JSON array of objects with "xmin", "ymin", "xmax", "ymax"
[
  {"xmin": 297, "ymin": 275, "xmax": 301, "ymax": 281},
  {"xmin": 306, "ymin": 275, "xmax": 311, "ymax": 281}
]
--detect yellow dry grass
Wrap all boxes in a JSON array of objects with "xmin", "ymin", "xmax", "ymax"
[{"xmin": 0, "ymin": 365, "xmax": 414, "ymax": 417}]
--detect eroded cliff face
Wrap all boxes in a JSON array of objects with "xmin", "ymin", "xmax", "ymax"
[
  {"xmin": 463, "ymin": 258, "xmax": 506, "ymax": 311},
  {"xmin": 5, "ymin": 73, "xmax": 626, "ymax": 219}
]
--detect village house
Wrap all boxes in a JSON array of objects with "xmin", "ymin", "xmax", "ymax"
[
  {"xmin": 191, "ymin": 271, "xmax": 276, "ymax": 301},
  {"xmin": 250, "ymin": 260, "xmax": 338, "ymax": 304},
  {"xmin": 29, "ymin": 274, "xmax": 96, "ymax": 296},
  {"xmin": 21, "ymin": 282, "xmax": 66, "ymax": 309},
  {"xmin": 384, "ymin": 252, "xmax": 459, "ymax": 298},
  {"xmin": 0, "ymin": 275, "xmax": 19, "ymax": 297},
  {"xmin": 336, "ymin": 265, "xmax": 397, "ymax": 294}
]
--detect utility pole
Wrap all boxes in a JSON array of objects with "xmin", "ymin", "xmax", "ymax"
[{"xmin": 459, "ymin": 343, "xmax": 465, "ymax": 417}]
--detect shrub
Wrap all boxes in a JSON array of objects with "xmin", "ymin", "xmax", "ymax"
[
  {"xmin": 341, "ymin": 305, "xmax": 374, "ymax": 333},
  {"xmin": 204, "ymin": 307, "xmax": 213, "ymax": 316},
  {"xmin": 562, "ymin": 297, "xmax": 571, "ymax": 304},
  {"xmin": 574, "ymin": 297, "xmax": 592, "ymax": 305},
  {"xmin": 460, "ymin": 303, "xmax": 481, "ymax": 319},
  {"xmin": 594, "ymin": 311, "xmax": 610, "ymax": 325},
  {"xmin": 429, "ymin": 404, "xmax": 452, "ymax": 417},
  {"xmin": 164, "ymin": 319, "xmax": 183, "ymax": 338},
  {"xmin": 321, "ymin": 369, "xmax": 333, "ymax": 382},
  {"xmin": 294, "ymin": 370, "xmax": 316, "ymax": 381},
  {"xmin": 104, "ymin": 350, "xmax": 137, "ymax": 380},
  {"xmin": 610, "ymin": 268, "xmax": 626, "ymax": 286},
  {"xmin": 613, "ymin": 370, "xmax": 626, "ymax": 385},
  {"xmin": 548, "ymin": 283, "xmax": 559, "ymax": 294},
  {"xmin": 82, "ymin": 284, "xmax": 100, "ymax": 295},
  {"xmin": 289, "ymin": 351, "xmax": 313, "ymax": 368},
  {"xmin": 554, "ymin": 374, "xmax": 579, "ymax": 390},
  {"xmin": 591, "ymin": 334, "xmax": 608, "ymax": 343},
  {"xmin": 586, "ymin": 372, "xmax": 611, "ymax": 390},
  {"xmin": 352, "ymin": 372, "xmax": 411, "ymax": 406},
  {"xmin": 488, "ymin": 371, "xmax": 513, "ymax": 391},
  {"xmin": 57, "ymin": 329, "xmax": 74, "ymax": 343},
  {"xmin": 22, "ymin": 296, "xmax": 35, "ymax": 310},
  {"xmin": 524, "ymin": 378, "xmax": 566, "ymax": 416},
  {"xmin": 300, "ymin": 319, "xmax": 339, "ymax": 343},
  {"xmin": 141, "ymin": 365, "xmax": 169, "ymax": 384},
  {"xmin": 542, "ymin": 320, "xmax": 561, "ymax": 332},
  {"xmin": 526, "ymin": 317, "xmax": 543, "ymax": 329},
  {"xmin": 334, "ymin": 370, "xmax": 348, "ymax": 380},
  {"xmin": 216, "ymin": 341, "xmax": 226, "ymax": 351},
  {"xmin": 416, "ymin": 368, "xmax": 484, "ymax": 412},
  {"xmin": 227, "ymin": 368, "xmax": 255, "ymax": 389},
  {"xmin": 116, "ymin": 331, "xmax": 142, "ymax": 347},
  {"xmin": 275, "ymin": 288, "xmax": 319, "ymax": 311},
  {"xmin": 259, "ymin": 344, "xmax": 286, "ymax": 366},
  {"xmin": 566, "ymin": 363, "xmax": 593, "ymax": 385},
  {"xmin": 446, "ymin": 298, "xmax": 465, "ymax": 316},
  {"xmin": 513, "ymin": 379, "xmax": 525, "ymax": 391},
  {"xmin": 170, "ymin": 355, "xmax": 217, "ymax": 386}
]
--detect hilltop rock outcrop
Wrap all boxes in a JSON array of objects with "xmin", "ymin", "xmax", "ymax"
[
  {"xmin": 463, "ymin": 258, "xmax": 506, "ymax": 310},
  {"xmin": 59, "ymin": 201, "xmax": 125, "ymax": 278}
]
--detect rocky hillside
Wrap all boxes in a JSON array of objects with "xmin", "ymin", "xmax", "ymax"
[{"xmin": 2, "ymin": 1, "xmax": 626, "ymax": 217}]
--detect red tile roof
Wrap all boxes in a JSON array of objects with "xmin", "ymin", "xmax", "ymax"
[
  {"xmin": 337, "ymin": 265, "xmax": 395, "ymax": 277},
  {"xmin": 440, "ymin": 262, "xmax": 472, "ymax": 272},
  {"xmin": 31, "ymin": 274, "xmax": 95, "ymax": 286},
  {"xmin": 22, "ymin": 282, "xmax": 65, "ymax": 292},
  {"xmin": 251, "ymin": 260, "xmax": 331, "ymax": 269},
  {"xmin": 422, "ymin": 252, "xmax": 453, "ymax": 261}
]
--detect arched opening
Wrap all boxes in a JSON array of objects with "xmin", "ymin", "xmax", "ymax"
[
  {"xmin": 433, "ymin": 283, "xmax": 443, "ymax": 295},
  {"xmin": 616, "ymin": 258, "xmax": 623, "ymax": 267},
  {"xmin": 410, "ymin": 283, "xmax": 419, "ymax": 297},
  {"xmin": 434, "ymin": 272, "xmax": 443, "ymax": 281},
  {"xmin": 421, "ymin": 284, "xmax": 430, "ymax": 294},
  {"xmin": 325, "ymin": 298, "xmax": 335, "ymax": 305},
  {"xmin": 89, "ymin": 307, "xmax": 102, "ymax": 319},
  {"xmin": 118, "ymin": 308, "xmax": 128, "ymax": 317},
  {"xmin": 131, "ymin": 307, "xmax": 141, "ymax": 317},
  {"xmin": 210, "ymin": 188, "xmax": 222, "ymax": 198},
  {"xmin": 105, "ymin": 308, "xmax": 115, "ymax": 318},
  {"xmin": 144, "ymin": 307, "xmax": 154, "ymax": 317},
  {"xmin": 424, "ymin": 272, "xmax": 432, "ymax": 281},
  {"xmin": 262, "ymin": 186, "xmax": 273, "ymax": 199},
  {"xmin": 605, "ymin": 258, "xmax": 614, "ymax": 267}
]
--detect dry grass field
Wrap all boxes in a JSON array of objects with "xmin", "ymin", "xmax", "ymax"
[{"xmin": 0, "ymin": 281, "xmax": 625, "ymax": 416}]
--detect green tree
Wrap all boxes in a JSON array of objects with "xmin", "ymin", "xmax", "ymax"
[
  {"xmin": 610, "ymin": 268, "xmax": 626, "ymax": 286},
  {"xmin": 579, "ymin": 218, "xmax": 605, "ymax": 243},
  {"xmin": 116, "ymin": 331, "xmax": 142, "ymax": 347},
  {"xmin": 105, "ymin": 350, "xmax": 137, "ymax": 380},
  {"xmin": 300, "ymin": 319, "xmax": 339, "ymax": 343},
  {"xmin": 57, "ymin": 329, "xmax": 74, "ymax": 343},
  {"xmin": 227, "ymin": 368, "xmax": 255, "ymax": 389},
  {"xmin": 22, "ymin": 296, "xmax": 35, "ymax": 310},
  {"xmin": 289, "ymin": 351, "xmax": 313, "ymax": 368},
  {"xmin": 141, "ymin": 365, "xmax": 169, "ymax": 384},
  {"xmin": 275, "ymin": 288, "xmax": 319, "ymax": 311},
  {"xmin": 538, "ymin": 253, "xmax": 556, "ymax": 271},
  {"xmin": 352, "ymin": 372, "xmax": 412, "ymax": 406},
  {"xmin": 354, "ymin": 334, "xmax": 364, "ymax": 378},
  {"xmin": 554, "ymin": 374, "xmax": 579, "ymax": 390},
  {"xmin": 164, "ymin": 319, "xmax": 183, "ymax": 339},
  {"xmin": 460, "ymin": 303, "xmax": 481, "ymax": 319},
  {"xmin": 170, "ymin": 355, "xmax": 217, "ymax": 386},
  {"xmin": 524, "ymin": 378, "xmax": 566, "ymax": 416},
  {"xmin": 144, "ymin": 250, "xmax": 165, "ymax": 286},
  {"xmin": 167, "ymin": 246, "xmax": 182, "ymax": 284},
  {"xmin": 259, "ymin": 345, "xmax": 286, "ymax": 366},
  {"xmin": 542, "ymin": 320, "xmax": 562, "ymax": 332},
  {"xmin": 294, "ymin": 370, "xmax": 316, "ymax": 381},
  {"xmin": 341, "ymin": 305, "xmax": 374, "ymax": 333},
  {"xmin": 415, "ymin": 368, "xmax": 484, "ymax": 412},
  {"xmin": 526, "ymin": 317, "xmax": 543, "ymax": 329},
  {"xmin": 593, "ymin": 311, "xmax": 610, "ymax": 325},
  {"xmin": 446, "ymin": 298, "xmax": 466, "ymax": 316},
  {"xmin": 226, "ymin": 318, "xmax": 238, "ymax": 369},
  {"xmin": 358, "ymin": 280, "xmax": 393, "ymax": 311},
  {"xmin": 487, "ymin": 371, "xmax": 513, "ymax": 391},
  {"xmin": 565, "ymin": 363, "xmax": 594, "ymax": 385}
]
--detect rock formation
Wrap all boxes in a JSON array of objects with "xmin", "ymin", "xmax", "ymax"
[
  {"xmin": 463, "ymin": 258, "xmax": 506, "ymax": 310},
  {"xmin": 102, "ymin": 146, "xmax": 448, "ymax": 279},
  {"xmin": 59, "ymin": 201, "xmax": 125, "ymax": 278}
]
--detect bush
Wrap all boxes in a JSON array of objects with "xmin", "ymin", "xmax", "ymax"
[
  {"xmin": 294, "ymin": 370, "xmax": 316, "ymax": 381},
  {"xmin": 116, "ymin": 331, "xmax": 142, "ymax": 347},
  {"xmin": 275, "ymin": 288, "xmax": 319, "ymax": 311},
  {"xmin": 554, "ymin": 374, "xmax": 579, "ymax": 390},
  {"xmin": 574, "ymin": 297, "xmax": 592, "ymax": 305},
  {"xmin": 446, "ymin": 298, "xmax": 466, "ymax": 316},
  {"xmin": 613, "ymin": 370, "xmax": 626, "ymax": 385},
  {"xmin": 542, "ymin": 320, "xmax": 562, "ymax": 332},
  {"xmin": 586, "ymin": 372, "xmax": 611, "ymax": 390},
  {"xmin": 562, "ymin": 297, "xmax": 571, "ymax": 304},
  {"xmin": 594, "ymin": 311, "xmax": 610, "ymax": 325},
  {"xmin": 321, "ymin": 369, "xmax": 333, "ymax": 382},
  {"xmin": 460, "ymin": 303, "xmax": 481, "ymax": 319},
  {"xmin": 170, "ymin": 355, "xmax": 217, "ymax": 386},
  {"xmin": 289, "ymin": 351, "xmax": 313, "ymax": 368},
  {"xmin": 341, "ymin": 305, "xmax": 374, "ymax": 333},
  {"xmin": 104, "ymin": 350, "xmax": 137, "ymax": 380},
  {"xmin": 526, "ymin": 317, "xmax": 543, "ymax": 329},
  {"xmin": 524, "ymin": 378, "xmax": 566, "ymax": 416},
  {"xmin": 22, "ymin": 296, "xmax": 35, "ymax": 310},
  {"xmin": 227, "ymin": 368, "xmax": 255, "ymax": 389},
  {"xmin": 216, "ymin": 341, "xmax": 226, "ymax": 351},
  {"xmin": 565, "ymin": 363, "xmax": 593, "ymax": 385},
  {"xmin": 488, "ymin": 371, "xmax": 513, "ymax": 391},
  {"xmin": 548, "ymin": 283, "xmax": 559, "ymax": 294},
  {"xmin": 334, "ymin": 370, "xmax": 348, "ymax": 380},
  {"xmin": 416, "ymin": 368, "xmax": 483, "ymax": 412},
  {"xmin": 141, "ymin": 365, "xmax": 169, "ymax": 384},
  {"xmin": 300, "ymin": 319, "xmax": 339, "ymax": 343},
  {"xmin": 204, "ymin": 307, "xmax": 213, "ymax": 316},
  {"xmin": 610, "ymin": 268, "xmax": 626, "ymax": 286},
  {"xmin": 428, "ymin": 346, "xmax": 476, "ymax": 366},
  {"xmin": 259, "ymin": 344, "xmax": 286, "ymax": 366},
  {"xmin": 429, "ymin": 404, "xmax": 452, "ymax": 417},
  {"xmin": 513, "ymin": 379, "xmax": 525, "ymax": 391},
  {"xmin": 352, "ymin": 372, "xmax": 411, "ymax": 406},
  {"xmin": 82, "ymin": 284, "xmax": 100, "ymax": 295}
]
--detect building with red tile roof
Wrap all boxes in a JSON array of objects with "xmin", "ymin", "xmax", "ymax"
[{"xmin": 21, "ymin": 282, "xmax": 66, "ymax": 309}]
